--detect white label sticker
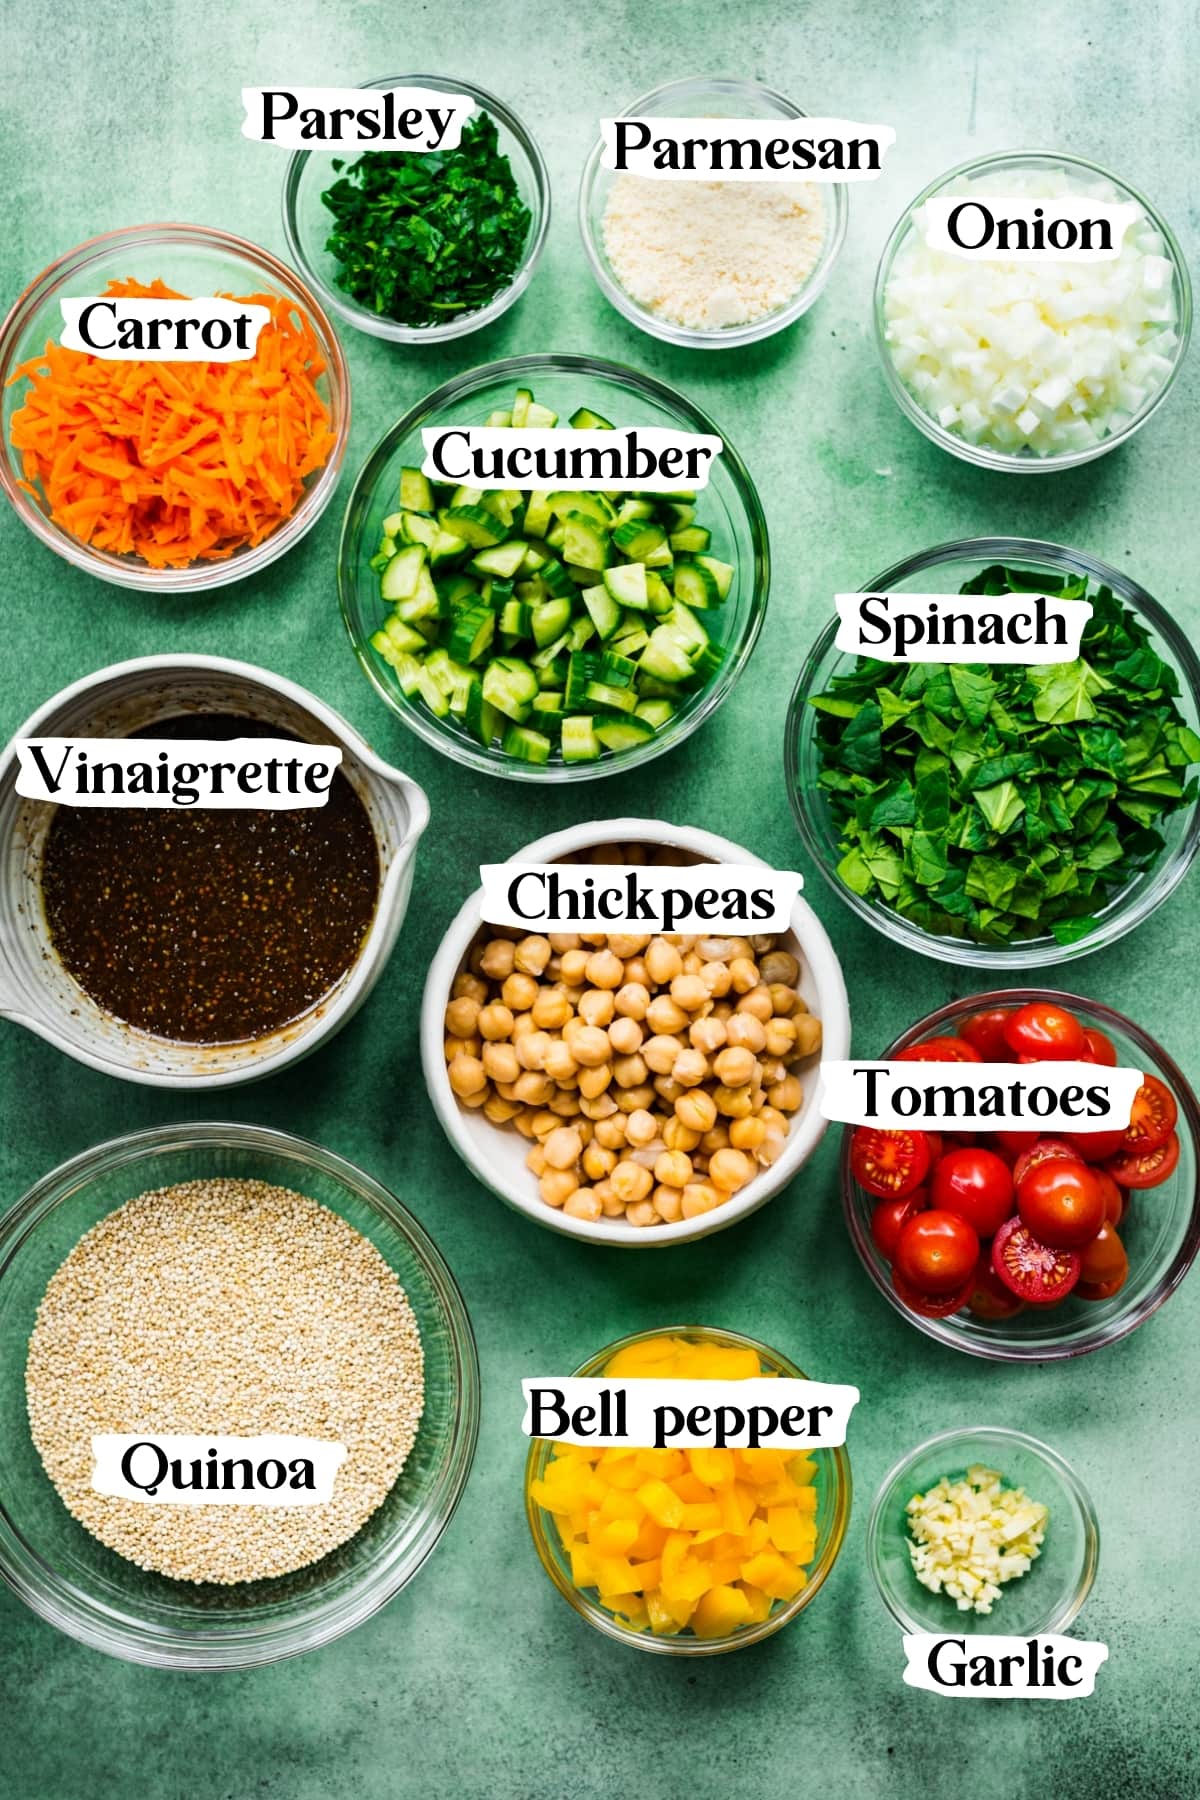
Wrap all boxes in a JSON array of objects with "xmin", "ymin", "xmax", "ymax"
[
  {"xmin": 479, "ymin": 862, "xmax": 802, "ymax": 933},
  {"xmin": 903, "ymin": 1633, "xmax": 1109, "ymax": 1698},
  {"xmin": 16, "ymin": 738, "xmax": 342, "ymax": 808},
  {"xmin": 522, "ymin": 1377, "xmax": 859, "ymax": 1448},
  {"xmin": 420, "ymin": 426, "xmax": 722, "ymax": 493},
  {"xmin": 59, "ymin": 297, "xmax": 271, "ymax": 362},
  {"xmin": 834, "ymin": 593, "xmax": 1093, "ymax": 664},
  {"xmin": 820, "ymin": 1060, "xmax": 1141, "ymax": 1131},
  {"xmin": 921, "ymin": 196, "xmax": 1141, "ymax": 262},
  {"xmin": 91, "ymin": 1434, "xmax": 348, "ymax": 1506},
  {"xmin": 600, "ymin": 116, "xmax": 895, "ymax": 181},
  {"xmin": 240, "ymin": 85, "xmax": 473, "ymax": 150}
]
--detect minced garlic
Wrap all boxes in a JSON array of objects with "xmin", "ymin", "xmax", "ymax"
[{"xmin": 905, "ymin": 1465, "xmax": 1048, "ymax": 1615}]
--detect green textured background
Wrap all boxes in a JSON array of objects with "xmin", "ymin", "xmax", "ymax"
[{"xmin": 2, "ymin": 3, "xmax": 1197, "ymax": 1796}]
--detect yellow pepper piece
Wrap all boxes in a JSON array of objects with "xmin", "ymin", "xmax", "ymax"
[
  {"xmin": 595, "ymin": 1517, "xmax": 639, "ymax": 1556},
  {"xmin": 637, "ymin": 1478, "xmax": 685, "ymax": 1529},
  {"xmin": 693, "ymin": 1584, "xmax": 754, "ymax": 1638},
  {"xmin": 689, "ymin": 1447, "xmax": 735, "ymax": 1487}
]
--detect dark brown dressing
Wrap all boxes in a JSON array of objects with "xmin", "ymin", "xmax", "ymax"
[{"xmin": 40, "ymin": 715, "xmax": 380, "ymax": 1044}]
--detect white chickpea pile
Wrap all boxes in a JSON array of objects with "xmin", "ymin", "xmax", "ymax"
[{"xmin": 444, "ymin": 883, "xmax": 821, "ymax": 1229}]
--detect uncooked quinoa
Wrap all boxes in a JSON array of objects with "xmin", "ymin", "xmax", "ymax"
[
  {"xmin": 25, "ymin": 1178, "xmax": 424, "ymax": 1584},
  {"xmin": 602, "ymin": 175, "xmax": 825, "ymax": 330}
]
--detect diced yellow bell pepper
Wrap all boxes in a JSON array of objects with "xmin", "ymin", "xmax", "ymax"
[
  {"xmin": 645, "ymin": 1588, "xmax": 682, "ymax": 1635},
  {"xmin": 689, "ymin": 1447, "xmax": 735, "ymax": 1487},
  {"xmin": 595, "ymin": 1516, "xmax": 639, "ymax": 1556},
  {"xmin": 637, "ymin": 1478, "xmax": 685, "ymax": 1529},
  {"xmin": 740, "ymin": 1550, "xmax": 807, "ymax": 1601},
  {"xmin": 692, "ymin": 1584, "xmax": 754, "ymax": 1638},
  {"xmin": 680, "ymin": 1501, "xmax": 723, "ymax": 1531},
  {"xmin": 737, "ymin": 1582, "xmax": 773, "ymax": 1624}
]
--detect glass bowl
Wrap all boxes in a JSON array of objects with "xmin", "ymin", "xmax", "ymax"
[
  {"xmin": 282, "ymin": 74, "xmax": 549, "ymax": 344},
  {"xmin": 873, "ymin": 151, "xmax": 1191, "ymax": 472},
  {"xmin": 867, "ymin": 1427, "xmax": 1099, "ymax": 1635},
  {"xmin": 524, "ymin": 1325, "xmax": 851, "ymax": 1654},
  {"xmin": 785, "ymin": 537, "xmax": 1200, "ymax": 969},
  {"xmin": 841, "ymin": 989, "xmax": 1200, "ymax": 1362},
  {"xmin": 338, "ymin": 353, "xmax": 769, "ymax": 782},
  {"xmin": 579, "ymin": 76, "xmax": 848, "ymax": 349},
  {"xmin": 0, "ymin": 1122, "xmax": 479, "ymax": 1668},
  {"xmin": 0, "ymin": 224, "xmax": 350, "ymax": 593}
]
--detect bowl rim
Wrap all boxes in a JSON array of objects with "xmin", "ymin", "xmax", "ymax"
[
  {"xmin": 578, "ymin": 74, "xmax": 849, "ymax": 350},
  {"xmin": 419, "ymin": 815, "xmax": 850, "ymax": 1247},
  {"xmin": 0, "ymin": 652, "xmax": 429, "ymax": 1088},
  {"xmin": 0, "ymin": 1120, "xmax": 480, "ymax": 1669},
  {"xmin": 840, "ymin": 987, "xmax": 1200, "ymax": 1361},
  {"xmin": 281, "ymin": 72, "xmax": 551, "ymax": 344},
  {"xmin": 524, "ymin": 1323, "xmax": 853, "ymax": 1654},
  {"xmin": 338, "ymin": 351, "xmax": 770, "ymax": 781},
  {"xmin": 784, "ymin": 535, "xmax": 1200, "ymax": 967},
  {"xmin": 0, "ymin": 221, "xmax": 351, "ymax": 592},
  {"xmin": 865, "ymin": 1424, "xmax": 1100, "ymax": 1635},
  {"xmin": 872, "ymin": 148, "xmax": 1193, "ymax": 473}
]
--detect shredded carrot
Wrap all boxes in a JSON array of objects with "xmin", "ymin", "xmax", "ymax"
[{"xmin": 7, "ymin": 277, "xmax": 337, "ymax": 568}]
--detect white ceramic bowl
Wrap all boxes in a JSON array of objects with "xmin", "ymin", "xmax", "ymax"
[
  {"xmin": 420, "ymin": 818, "xmax": 850, "ymax": 1246},
  {"xmin": 0, "ymin": 656, "xmax": 428, "ymax": 1087}
]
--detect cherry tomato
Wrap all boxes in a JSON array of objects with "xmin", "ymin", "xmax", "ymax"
[
  {"xmin": 1003, "ymin": 1001, "xmax": 1087, "ymax": 1062},
  {"xmin": 930, "ymin": 1147, "xmax": 1014, "ymax": 1238},
  {"xmin": 1062, "ymin": 1126, "xmax": 1130, "ymax": 1162},
  {"xmin": 894, "ymin": 1209, "xmax": 980, "ymax": 1297},
  {"xmin": 960, "ymin": 1007, "xmax": 1016, "ymax": 1062},
  {"xmin": 965, "ymin": 1255, "xmax": 1025, "ymax": 1320},
  {"xmin": 1017, "ymin": 1159, "xmax": 1106, "ymax": 1250},
  {"xmin": 1012, "ymin": 1139, "xmax": 1082, "ymax": 1189},
  {"xmin": 850, "ymin": 1127, "xmax": 931, "ymax": 1200},
  {"xmin": 991, "ymin": 1217, "xmax": 1082, "ymax": 1306},
  {"xmin": 997, "ymin": 1130, "xmax": 1041, "ymax": 1159},
  {"xmin": 870, "ymin": 1189, "xmax": 927, "ymax": 1261},
  {"xmin": 892, "ymin": 1263, "xmax": 974, "ymax": 1318},
  {"xmin": 1106, "ymin": 1132, "xmax": 1180, "ymax": 1190},
  {"xmin": 1082, "ymin": 1028, "xmax": 1118, "ymax": 1067},
  {"xmin": 1093, "ymin": 1168, "xmax": 1126, "ymax": 1226},
  {"xmin": 895, "ymin": 1035, "xmax": 981, "ymax": 1063},
  {"xmin": 1076, "ymin": 1221, "xmax": 1129, "ymax": 1300},
  {"xmin": 1121, "ymin": 1076, "xmax": 1177, "ymax": 1154}
]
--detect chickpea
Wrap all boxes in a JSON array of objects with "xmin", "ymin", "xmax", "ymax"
[
  {"xmin": 531, "ymin": 987, "xmax": 572, "ymax": 1031},
  {"xmin": 452, "ymin": 971, "xmax": 488, "ymax": 1005},
  {"xmin": 663, "ymin": 1116, "xmax": 701, "ymax": 1154},
  {"xmin": 583, "ymin": 1143, "xmax": 616, "ymax": 1181},
  {"xmin": 672, "ymin": 1046, "xmax": 709, "ymax": 1088},
  {"xmin": 512, "ymin": 1109, "xmax": 538, "ymax": 1139},
  {"xmin": 578, "ymin": 1063, "xmax": 613, "ymax": 1101},
  {"xmin": 609, "ymin": 932, "xmax": 650, "ymax": 960},
  {"xmin": 737, "ymin": 985, "xmax": 774, "ymax": 1023},
  {"xmin": 477, "ymin": 1002, "xmax": 514, "ymax": 1042},
  {"xmin": 594, "ymin": 1116, "xmax": 628, "ymax": 1150},
  {"xmin": 764, "ymin": 1016, "xmax": 798, "ymax": 1058},
  {"xmin": 652, "ymin": 1183, "xmax": 683, "ymax": 1223},
  {"xmin": 500, "ymin": 971, "xmax": 537, "ymax": 1014},
  {"xmin": 709, "ymin": 1147, "xmax": 754, "ymax": 1192},
  {"xmin": 645, "ymin": 938, "xmax": 683, "ymax": 985},
  {"xmin": 670, "ymin": 973, "xmax": 709, "ymax": 1014},
  {"xmin": 768, "ymin": 983, "xmax": 799, "ymax": 1016},
  {"xmin": 444, "ymin": 1035, "xmax": 480, "ymax": 1061},
  {"xmin": 675, "ymin": 1089, "xmax": 717, "ymax": 1134},
  {"xmin": 448, "ymin": 1053, "xmax": 487, "ymax": 1098},
  {"xmin": 608, "ymin": 1016, "xmax": 643, "ymax": 1056},
  {"xmin": 713, "ymin": 1045, "xmax": 757, "ymax": 1088},
  {"xmin": 560, "ymin": 948, "xmax": 589, "ymax": 985},
  {"xmin": 543, "ymin": 1126, "xmax": 583, "ymax": 1170},
  {"xmin": 768, "ymin": 1074, "xmax": 804, "ymax": 1112},
  {"xmin": 479, "ymin": 938, "xmax": 515, "ymax": 980},
  {"xmin": 700, "ymin": 1123, "xmax": 731, "ymax": 1155},
  {"xmin": 543, "ymin": 1040, "xmax": 580, "ymax": 1084},
  {"xmin": 792, "ymin": 1012, "xmax": 823, "ymax": 1058},
  {"xmin": 761, "ymin": 950, "xmax": 800, "ymax": 987},
  {"xmin": 444, "ymin": 995, "xmax": 480, "ymax": 1038},
  {"xmin": 758, "ymin": 1057, "xmax": 788, "ymax": 1087},
  {"xmin": 681, "ymin": 1182, "xmax": 723, "ymax": 1220},
  {"xmin": 540, "ymin": 1169, "xmax": 579, "ymax": 1208},
  {"xmin": 511, "ymin": 1012, "xmax": 536, "ymax": 1039},
  {"xmin": 642, "ymin": 1034, "xmax": 680, "ymax": 1076},
  {"xmin": 729, "ymin": 956, "xmax": 759, "ymax": 993},
  {"xmin": 525, "ymin": 1144, "xmax": 546, "ymax": 1176},
  {"xmin": 584, "ymin": 948, "xmax": 625, "ymax": 990},
  {"xmin": 626, "ymin": 1199, "xmax": 660, "ymax": 1228},
  {"xmin": 509, "ymin": 935, "xmax": 548, "ymax": 976},
  {"xmin": 654, "ymin": 1150, "xmax": 693, "ymax": 1189},
  {"xmin": 482, "ymin": 1042, "xmax": 520, "ymax": 1085},
  {"xmin": 580, "ymin": 1092, "xmax": 618, "ymax": 1120},
  {"xmin": 625, "ymin": 1108, "xmax": 659, "ymax": 1148},
  {"xmin": 713, "ymin": 1082, "xmax": 754, "ymax": 1119},
  {"xmin": 563, "ymin": 1187, "xmax": 602, "ymax": 1223},
  {"xmin": 483, "ymin": 1093, "xmax": 522, "ymax": 1124},
  {"xmin": 614, "ymin": 981, "xmax": 650, "ymax": 1021},
  {"xmin": 729, "ymin": 1115, "xmax": 768, "ymax": 1151},
  {"xmin": 618, "ymin": 1083, "xmax": 656, "ymax": 1113},
  {"xmin": 459, "ymin": 1087, "xmax": 490, "ymax": 1110},
  {"xmin": 690, "ymin": 1015, "xmax": 727, "ymax": 1056},
  {"xmin": 701, "ymin": 960, "xmax": 732, "ymax": 998},
  {"xmin": 623, "ymin": 957, "xmax": 650, "ymax": 989},
  {"xmin": 645, "ymin": 995, "xmax": 688, "ymax": 1035},
  {"xmin": 613, "ymin": 1052, "xmax": 649, "ymax": 1089},
  {"xmin": 578, "ymin": 988, "xmax": 616, "ymax": 1029},
  {"xmin": 571, "ymin": 1025, "xmax": 613, "ymax": 1069},
  {"xmin": 725, "ymin": 1013, "xmax": 767, "ymax": 1054},
  {"xmin": 654, "ymin": 1076, "xmax": 683, "ymax": 1106},
  {"xmin": 548, "ymin": 1089, "xmax": 582, "ymax": 1118},
  {"xmin": 611, "ymin": 1161, "xmax": 654, "ymax": 1206},
  {"xmin": 596, "ymin": 1180, "xmax": 625, "ymax": 1218},
  {"xmin": 549, "ymin": 932, "xmax": 581, "ymax": 954},
  {"xmin": 513, "ymin": 1071, "xmax": 553, "ymax": 1106}
]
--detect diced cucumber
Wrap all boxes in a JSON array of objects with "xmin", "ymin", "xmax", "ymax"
[
  {"xmin": 415, "ymin": 667, "xmax": 451, "ymax": 718},
  {"xmin": 532, "ymin": 632, "xmax": 569, "ymax": 672},
  {"xmin": 401, "ymin": 511, "xmax": 439, "ymax": 550},
  {"xmin": 444, "ymin": 504, "xmax": 508, "ymax": 547},
  {"xmin": 470, "ymin": 540, "xmax": 528, "ymax": 579},
  {"xmin": 603, "ymin": 561, "xmax": 649, "ymax": 610},
  {"xmin": 382, "ymin": 512, "xmax": 406, "ymax": 538},
  {"xmin": 384, "ymin": 614, "xmax": 427, "ymax": 654},
  {"xmin": 599, "ymin": 651, "xmax": 638, "ymax": 688},
  {"xmin": 525, "ymin": 401, "xmax": 558, "ymax": 428},
  {"xmin": 500, "ymin": 599, "xmax": 532, "ymax": 639},
  {"xmin": 380, "ymin": 544, "xmax": 426, "ymax": 602},
  {"xmin": 670, "ymin": 525, "xmax": 712, "ymax": 554},
  {"xmin": 438, "ymin": 574, "xmax": 480, "ymax": 611},
  {"xmin": 530, "ymin": 691, "xmax": 564, "ymax": 732},
  {"xmin": 694, "ymin": 553, "xmax": 735, "ymax": 599},
  {"xmin": 464, "ymin": 681, "xmax": 500, "ymax": 746},
  {"xmin": 562, "ymin": 717, "xmax": 601, "ymax": 762},
  {"xmin": 584, "ymin": 680, "xmax": 638, "ymax": 716},
  {"xmin": 565, "ymin": 651, "xmax": 601, "ymax": 708},
  {"xmin": 673, "ymin": 560, "xmax": 722, "ymax": 610},
  {"xmin": 563, "ymin": 515, "xmax": 610, "ymax": 571},
  {"xmin": 485, "ymin": 409, "xmax": 513, "ymax": 428},
  {"xmin": 531, "ymin": 596, "xmax": 573, "ymax": 648},
  {"xmin": 612, "ymin": 519, "xmax": 667, "ymax": 563},
  {"xmin": 581, "ymin": 583, "xmax": 622, "ymax": 640},
  {"xmin": 550, "ymin": 491, "xmax": 615, "ymax": 526},
  {"xmin": 482, "ymin": 656, "xmax": 539, "ymax": 722},
  {"xmin": 645, "ymin": 570, "xmax": 674, "ymax": 613},
  {"xmin": 567, "ymin": 614, "xmax": 596, "ymax": 651},
  {"xmin": 447, "ymin": 604, "xmax": 496, "ymax": 665},
  {"xmin": 615, "ymin": 498, "xmax": 656, "ymax": 524},
  {"xmin": 595, "ymin": 716, "xmax": 655, "ymax": 752},
  {"xmin": 430, "ymin": 528, "xmax": 470, "ymax": 566},
  {"xmin": 391, "ymin": 651, "xmax": 424, "ymax": 696},
  {"xmin": 503, "ymin": 724, "xmax": 551, "ymax": 764},
  {"xmin": 634, "ymin": 698, "xmax": 676, "ymax": 730},
  {"xmin": 399, "ymin": 467, "xmax": 434, "ymax": 512},
  {"xmin": 540, "ymin": 558, "xmax": 574, "ymax": 597},
  {"xmin": 511, "ymin": 387, "xmax": 533, "ymax": 428},
  {"xmin": 640, "ymin": 627, "xmax": 696, "ymax": 684},
  {"xmin": 523, "ymin": 490, "xmax": 554, "ymax": 537},
  {"xmin": 569, "ymin": 406, "xmax": 614, "ymax": 429}
]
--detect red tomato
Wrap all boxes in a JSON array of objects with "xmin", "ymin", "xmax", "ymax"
[
  {"xmin": 991, "ymin": 1217, "xmax": 1082, "ymax": 1306},
  {"xmin": 1093, "ymin": 1168, "xmax": 1126, "ymax": 1226},
  {"xmin": 870, "ymin": 1189, "xmax": 927, "ymax": 1261},
  {"xmin": 930, "ymin": 1147, "xmax": 1014, "ymax": 1238},
  {"xmin": 850, "ymin": 1127, "xmax": 931, "ymax": 1200},
  {"xmin": 960, "ymin": 1007, "xmax": 1016, "ymax": 1061},
  {"xmin": 1017, "ymin": 1159, "xmax": 1106, "ymax": 1250},
  {"xmin": 997, "ymin": 1130, "xmax": 1041, "ymax": 1159},
  {"xmin": 1003, "ymin": 1001, "xmax": 1087, "ymax": 1061},
  {"xmin": 1106, "ymin": 1132, "xmax": 1180, "ymax": 1190},
  {"xmin": 894, "ymin": 1210, "xmax": 980, "ymax": 1296},
  {"xmin": 1076, "ymin": 1221, "xmax": 1129, "ymax": 1300},
  {"xmin": 965, "ymin": 1255, "xmax": 1025, "ymax": 1320},
  {"xmin": 1121, "ymin": 1076, "xmax": 1177, "ymax": 1154},
  {"xmin": 1062, "ymin": 1126, "xmax": 1130, "ymax": 1162},
  {"xmin": 1012, "ymin": 1139, "xmax": 1082, "ymax": 1189},
  {"xmin": 1082, "ymin": 1028, "xmax": 1118, "ymax": 1067},
  {"xmin": 895, "ymin": 1036, "xmax": 982, "ymax": 1063},
  {"xmin": 892, "ymin": 1263, "xmax": 974, "ymax": 1318}
]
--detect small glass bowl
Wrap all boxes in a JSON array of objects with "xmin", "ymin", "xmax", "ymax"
[
  {"xmin": 0, "ymin": 1123, "xmax": 479, "ymax": 1668},
  {"xmin": 873, "ymin": 150, "xmax": 1192, "ymax": 472},
  {"xmin": 842, "ymin": 989, "xmax": 1200, "ymax": 1362},
  {"xmin": 339, "ymin": 353, "xmax": 769, "ymax": 782},
  {"xmin": 524, "ymin": 1325, "xmax": 851, "ymax": 1654},
  {"xmin": 0, "ymin": 224, "xmax": 350, "ymax": 593},
  {"xmin": 867, "ymin": 1427, "xmax": 1099, "ymax": 1636},
  {"xmin": 785, "ymin": 537, "xmax": 1200, "ymax": 969},
  {"xmin": 579, "ymin": 76, "xmax": 848, "ymax": 349},
  {"xmin": 282, "ymin": 74, "xmax": 549, "ymax": 344}
]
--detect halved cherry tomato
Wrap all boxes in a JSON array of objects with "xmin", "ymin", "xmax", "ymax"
[
  {"xmin": 1012, "ymin": 1139, "xmax": 1082, "ymax": 1190},
  {"xmin": 850, "ymin": 1127, "xmax": 931, "ymax": 1200},
  {"xmin": 1121, "ymin": 1076, "xmax": 1177, "ymax": 1154},
  {"xmin": 870, "ymin": 1188, "xmax": 927, "ymax": 1261},
  {"xmin": 892, "ymin": 1263, "xmax": 974, "ymax": 1318},
  {"xmin": 895, "ymin": 1035, "xmax": 981, "ymax": 1063},
  {"xmin": 1093, "ymin": 1168, "xmax": 1126, "ymax": 1226},
  {"xmin": 930, "ymin": 1147, "xmax": 1014, "ymax": 1238},
  {"xmin": 1106, "ymin": 1131, "xmax": 1180, "ymax": 1190},
  {"xmin": 1082, "ymin": 1028, "xmax": 1118, "ymax": 1067},
  {"xmin": 1003, "ymin": 1001, "xmax": 1087, "ymax": 1061},
  {"xmin": 1076, "ymin": 1221, "xmax": 1129, "ymax": 1300},
  {"xmin": 1062, "ymin": 1126, "xmax": 1130, "ymax": 1163},
  {"xmin": 991, "ymin": 1217, "xmax": 1081, "ymax": 1305},
  {"xmin": 1017, "ymin": 1158, "xmax": 1106, "ymax": 1250},
  {"xmin": 960, "ymin": 1007, "xmax": 1016, "ymax": 1062},
  {"xmin": 894, "ymin": 1209, "xmax": 979, "ymax": 1296},
  {"xmin": 996, "ymin": 1130, "xmax": 1041, "ymax": 1159},
  {"xmin": 965, "ymin": 1255, "xmax": 1025, "ymax": 1320}
]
